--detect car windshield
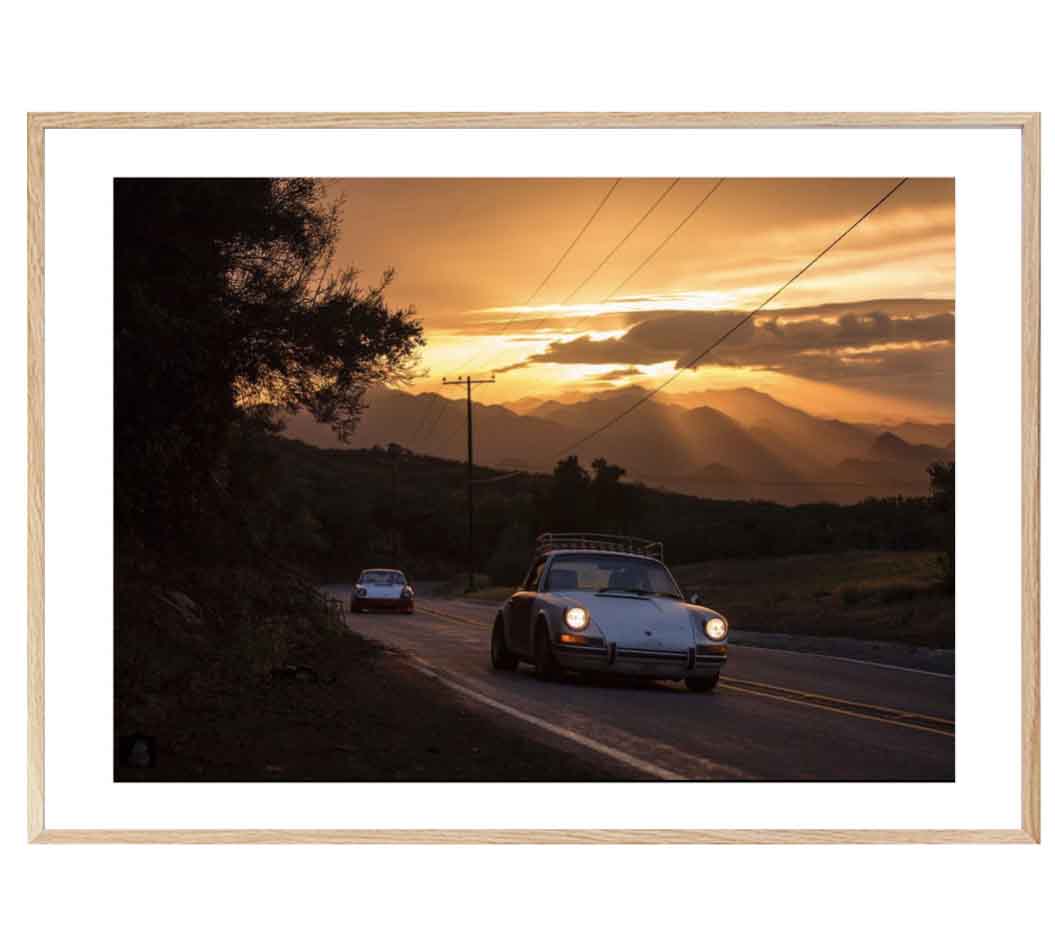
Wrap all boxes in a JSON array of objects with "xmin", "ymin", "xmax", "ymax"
[
  {"xmin": 544, "ymin": 554, "xmax": 681, "ymax": 598},
  {"xmin": 360, "ymin": 570, "xmax": 405, "ymax": 585}
]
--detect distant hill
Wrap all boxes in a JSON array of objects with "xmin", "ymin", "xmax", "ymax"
[
  {"xmin": 279, "ymin": 384, "xmax": 953, "ymax": 504},
  {"xmin": 868, "ymin": 432, "xmax": 954, "ymax": 466},
  {"xmin": 695, "ymin": 387, "xmax": 877, "ymax": 471},
  {"xmin": 691, "ymin": 462, "xmax": 744, "ymax": 483},
  {"xmin": 502, "ymin": 395, "xmax": 548, "ymax": 415},
  {"xmin": 868, "ymin": 421, "xmax": 956, "ymax": 447}
]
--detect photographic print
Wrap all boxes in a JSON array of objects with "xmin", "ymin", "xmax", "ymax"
[{"xmin": 114, "ymin": 175, "xmax": 957, "ymax": 784}]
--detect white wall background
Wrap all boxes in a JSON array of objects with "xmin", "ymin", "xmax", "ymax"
[{"xmin": 1, "ymin": 3, "xmax": 1051, "ymax": 947}]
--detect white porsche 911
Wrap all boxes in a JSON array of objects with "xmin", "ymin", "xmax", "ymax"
[
  {"xmin": 490, "ymin": 533, "xmax": 728, "ymax": 692},
  {"xmin": 351, "ymin": 568, "xmax": 415, "ymax": 614}
]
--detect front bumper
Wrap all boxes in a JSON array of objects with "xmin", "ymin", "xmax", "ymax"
[
  {"xmin": 553, "ymin": 640, "xmax": 726, "ymax": 680},
  {"xmin": 352, "ymin": 597, "xmax": 414, "ymax": 612}
]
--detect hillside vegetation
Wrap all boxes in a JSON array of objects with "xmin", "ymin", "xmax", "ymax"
[
  {"xmin": 265, "ymin": 433, "xmax": 954, "ymax": 591},
  {"xmin": 673, "ymin": 550, "xmax": 953, "ymax": 647}
]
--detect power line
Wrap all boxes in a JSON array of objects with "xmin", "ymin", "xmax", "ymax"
[
  {"xmin": 461, "ymin": 177, "xmax": 626, "ymax": 375},
  {"xmin": 558, "ymin": 179, "xmax": 681, "ymax": 306},
  {"xmin": 435, "ymin": 178, "xmax": 705, "ymax": 459},
  {"xmin": 407, "ymin": 391, "xmax": 446, "ymax": 446},
  {"xmin": 444, "ymin": 179, "xmax": 725, "ymax": 475},
  {"xmin": 554, "ymin": 177, "xmax": 910, "ymax": 459},
  {"xmin": 428, "ymin": 179, "xmax": 690, "ymax": 455},
  {"xmin": 414, "ymin": 178, "xmax": 622, "ymax": 449},
  {"xmin": 411, "ymin": 379, "xmax": 460, "ymax": 451},
  {"xmin": 481, "ymin": 178, "xmax": 685, "ymax": 362},
  {"xmin": 526, "ymin": 178, "xmax": 725, "ymax": 353},
  {"xmin": 469, "ymin": 470, "xmax": 928, "ymax": 489},
  {"xmin": 604, "ymin": 178, "xmax": 726, "ymax": 302},
  {"xmin": 459, "ymin": 179, "xmax": 726, "ymax": 473},
  {"xmin": 521, "ymin": 179, "xmax": 624, "ymax": 309},
  {"xmin": 470, "ymin": 469, "xmax": 528, "ymax": 485}
]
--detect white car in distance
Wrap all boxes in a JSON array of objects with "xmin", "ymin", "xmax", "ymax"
[{"xmin": 351, "ymin": 568, "xmax": 415, "ymax": 614}]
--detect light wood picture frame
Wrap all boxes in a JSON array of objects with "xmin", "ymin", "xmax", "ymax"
[{"xmin": 27, "ymin": 112, "xmax": 1040, "ymax": 844}]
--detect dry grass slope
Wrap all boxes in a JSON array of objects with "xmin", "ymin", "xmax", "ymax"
[{"xmin": 673, "ymin": 550, "xmax": 953, "ymax": 648}]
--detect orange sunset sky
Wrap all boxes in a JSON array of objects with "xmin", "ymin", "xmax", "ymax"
[{"xmin": 324, "ymin": 177, "xmax": 954, "ymax": 424}]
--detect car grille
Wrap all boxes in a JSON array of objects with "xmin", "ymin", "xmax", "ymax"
[{"xmin": 617, "ymin": 647, "xmax": 691, "ymax": 662}]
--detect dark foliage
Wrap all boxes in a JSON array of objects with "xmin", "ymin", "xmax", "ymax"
[
  {"xmin": 256, "ymin": 436, "xmax": 954, "ymax": 586},
  {"xmin": 115, "ymin": 179, "xmax": 423, "ymax": 734},
  {"xmin": 927, "ymin": 461, "xmax": 955, "ymax": 591},
  {"xmin": 114, "ymin": 178, "xmax": 422, "ymax": 556}
]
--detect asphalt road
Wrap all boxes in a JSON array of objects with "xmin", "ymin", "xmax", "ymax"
[{"xmin": 324, "ymin": 587, "xmax": 954, "ymax": 781}]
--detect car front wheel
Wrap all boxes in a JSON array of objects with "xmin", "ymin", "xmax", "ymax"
[
  {"xmin": 533, "ymin": 624, "xmax": 560, "ymax": 681},
  {"xmin": 490, "ymin": 620, "xmax": 518, "ymax": 672},
  {"xmin": 685, "ymin": 673, "xmax": 720, "ymax": 693}
]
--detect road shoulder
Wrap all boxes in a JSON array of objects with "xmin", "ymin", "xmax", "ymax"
[{"xmin": 117, "ymin": 618, "xmax": 639, "ymax": 782}]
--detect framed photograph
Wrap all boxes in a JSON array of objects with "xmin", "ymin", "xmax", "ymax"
[{"xmin": 28, "ymin": 113, "xmax": 1039, "ymax": 843}]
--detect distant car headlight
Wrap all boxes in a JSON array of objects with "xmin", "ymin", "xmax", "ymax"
[
  {"xmin": 704, "ymin": 617, "xmax": 728, "ymax": 641},
  {"xmin": 355, "ymin": 586, "xmax": 367, "ymax": 598},
  {"xmin": 400, "ymin": 585, "xmax": 414, "ymax": 598},
  {"xmin": 564, "ymin": 606, "xmax": 590, "ymax": 631}
]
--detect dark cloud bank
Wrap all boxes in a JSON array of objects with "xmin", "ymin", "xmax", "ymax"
[{"xmin": 498, "ymin": 298, "xmax": 954, "ymax": 387}]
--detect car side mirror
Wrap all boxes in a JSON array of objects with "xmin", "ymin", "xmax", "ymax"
[{"xmin": 690, "ymin": 593, "xmax": 701, "ymax": 605}]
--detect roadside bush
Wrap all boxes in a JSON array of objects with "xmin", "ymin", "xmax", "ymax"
[
  {"xmin": 485, "ymin": 523, "xmax": 534, "ymax": 586},
  {"xmin": 878, "ymin": 583, "xmax": 920, "ymax": 604},
  {"xmin": 115, "ymin": 554, "xmax": 348, "ymax": 742},
  {"xmin": 933, "ymin": 553, "xmax": 954, "ymax": 595},
  {"xmin": 837, "ymin": 584, "xmax": 867, "ymax": 607},
  {"xmin": 436, "ymin": 573, "xmax": 493, "ymax": 596}
]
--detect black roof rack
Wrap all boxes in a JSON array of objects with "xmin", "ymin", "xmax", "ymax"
[{"xmin": 535, "ymin": 532, "xmax": 664, "ymax": 561}]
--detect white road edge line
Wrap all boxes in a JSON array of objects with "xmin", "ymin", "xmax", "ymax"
[
  {"xmin": 403, "ymin": 655, "xmax": 688, "ymax": 780},
  {"xmin": 396, "ymin": 649, "xmax": 759, "ymax": 776},
  {"xmin": 371, "ymin": 610, "xmax": 754, "ymax": 780}
]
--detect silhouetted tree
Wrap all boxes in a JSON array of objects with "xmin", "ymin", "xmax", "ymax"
[
  {"xmin": 114, "ymin": 178, "xmax": 423, "ymax": 553},
  {"xmin": 547, "ymin": 456, "xmax": 591, "ymax": 530},
  {"xmin": 590, "ymin": 457, "xmax": 641, "ymax": 532}
]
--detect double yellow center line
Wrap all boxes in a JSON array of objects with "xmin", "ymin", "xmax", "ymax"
[{"xmin": 720, "ymin": 677, "xmax": 954, "ymax": 738}]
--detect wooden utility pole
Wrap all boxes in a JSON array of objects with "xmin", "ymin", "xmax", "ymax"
[
  {"xmin": 386, "ymin": 442, "xmax": 403, "ymax": 560},
  {"xmin": 442, "ymin": 375, "xmax": 495, "ymax": 592}
]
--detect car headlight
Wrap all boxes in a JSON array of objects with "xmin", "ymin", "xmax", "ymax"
[
  {"xmin": 400, "ymin": 585, "xmax": 414, "ymax": 598},
  {"xmin": 355, "ymin": 586, "xmax": 367, "ymax": 598},
  {"xmin": 703, "ymin": 616, "xmax": 728, "ymax": 641},
  {"xmin": 564, "ymin": 606, "xmax": 590, "ymax": 631}
]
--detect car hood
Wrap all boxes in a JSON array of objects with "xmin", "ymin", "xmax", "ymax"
[{"xmin": 552, "ymin": 590, "xmax": 705, "ymax": 650}]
